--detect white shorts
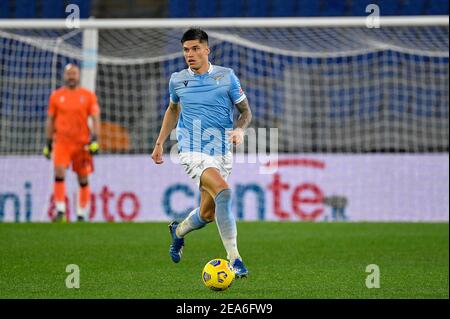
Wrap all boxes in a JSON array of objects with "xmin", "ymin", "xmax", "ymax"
[{"xmin": 178, "ymin": 151, "xmax": 233, "ymax": 188}]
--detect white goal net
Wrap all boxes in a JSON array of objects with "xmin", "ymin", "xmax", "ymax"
[{"xmin": 0, "ymin": 18, "xmax": 448, "ymax": 154}]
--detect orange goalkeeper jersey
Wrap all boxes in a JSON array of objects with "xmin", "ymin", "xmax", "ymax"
[{"xmin": 48, "ymin": 86, "xmax": 100, "ymax": 144}]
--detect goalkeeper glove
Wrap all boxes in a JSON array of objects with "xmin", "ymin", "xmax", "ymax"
[
  {"xmin": 88, "ymin": 135, "xmax": 100, "ymax": 155},
  {"xmin": 42, "ymin": 139, "xmax": 52, "ymax": 160}
]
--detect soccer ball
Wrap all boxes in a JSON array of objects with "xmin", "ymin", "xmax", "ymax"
[{"xmin": 202, "ymin": 258, "xmax": 235, "ymax": 291}]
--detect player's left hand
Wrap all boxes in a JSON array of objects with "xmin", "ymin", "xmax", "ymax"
[
  {"xmin": 88, "ymin": 136, "xmax": 100, "ymax": 155},
  {"xmin": 42, "ymin": 139, "xmax": 53, "ymax": 160},
  {"xmin": 227, "ymin": 128, "xmax": 245, "ymax": 145}
]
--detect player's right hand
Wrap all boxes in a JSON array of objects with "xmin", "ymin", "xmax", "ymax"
[
  {"xmin": 42, "ymin": 139, "xmax": 52, "ymax": 160},
  {"xmin": 151, "ymin": 144, "xmax": 164, "ymax": 164}
]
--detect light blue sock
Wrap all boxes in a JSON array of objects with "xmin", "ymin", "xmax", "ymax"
[
  {"xmin": 176, "ymin": 208, "xmax": 208, "ymax": 238},
  {"xmin": 214, "ymin": 189, "xmax": 240, "ymax": 261}
]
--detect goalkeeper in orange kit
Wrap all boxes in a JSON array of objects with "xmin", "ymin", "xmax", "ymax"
[{"xmin": 43, "ymin": 64, "xmax": 101, "ymax": 222}]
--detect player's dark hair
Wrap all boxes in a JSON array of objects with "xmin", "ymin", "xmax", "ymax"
[{"xmin": 181, "ymin": 28, "xmax": 208, "ymax": 44}]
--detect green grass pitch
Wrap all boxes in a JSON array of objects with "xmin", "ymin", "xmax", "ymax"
[{"xmin": 0, "ymin": 222, "xmax": 448, "ymax": 298}]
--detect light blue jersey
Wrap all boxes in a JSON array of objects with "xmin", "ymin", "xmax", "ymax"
[{"xmin": 169, "ymin": 63, "xmax": 246, "ymax": 156}]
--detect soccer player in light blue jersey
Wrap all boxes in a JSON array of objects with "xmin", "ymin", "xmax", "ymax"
[{"xmin": 151, "ymin": 28, "xmax": 252, "ymax": 278}]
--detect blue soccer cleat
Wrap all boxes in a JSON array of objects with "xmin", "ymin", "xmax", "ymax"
[
  {"xmin": 169, "ymin": 221, "xmax": 184, "ymax": 263},
  {"xmin": 231, "ymin": 258, "xmax": 249, "ymax": 278}
]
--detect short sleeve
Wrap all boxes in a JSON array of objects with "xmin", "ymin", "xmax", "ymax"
[
  {"xmin": 229, "ymin": 70, "xmax": 246, "ymax": 104},
  {"xmin": 89, "ymin": 92, "xmax": 100, "ymax": 116},
  {"xmin": 169, "ymin": 74, "xmax": 180, "ymax": 104},
  {"xmin": 48, "ymin": 92, "xmax": 57, "ymax": 116}
]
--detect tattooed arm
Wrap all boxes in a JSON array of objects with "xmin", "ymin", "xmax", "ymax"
[
  {"xmin": 229, "ymin": 98, "xmax": 252, "ymax": 145},
  {"xmin": 235, "ymin": 98, "xmax": 252, "ymax": 130}
]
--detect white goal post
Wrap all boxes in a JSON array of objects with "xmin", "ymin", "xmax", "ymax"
[{"xmin": 0, "ymin": 16, "xmax": 448, "ymax": 28}]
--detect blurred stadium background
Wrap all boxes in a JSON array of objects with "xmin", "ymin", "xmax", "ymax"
[{"xmin": 0, "ymin": 0, "xmax": 448, "ymax": 223}]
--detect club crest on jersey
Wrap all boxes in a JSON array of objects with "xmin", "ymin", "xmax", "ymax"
[
  {"xmin": 213, "ymin": 75, "xmax": 223, "ymax": 85},
  {"xmin": 60, "ymin": 96, "xmax": 65, "ymax": 103},
  {"xmin": 183, "ymin": 81, "xmax": 189, "ymax": 87}
]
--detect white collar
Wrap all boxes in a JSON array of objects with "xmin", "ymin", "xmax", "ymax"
[{"xmin": 188, "ymin": 62, "xmax": 213, "ymax": 76}]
